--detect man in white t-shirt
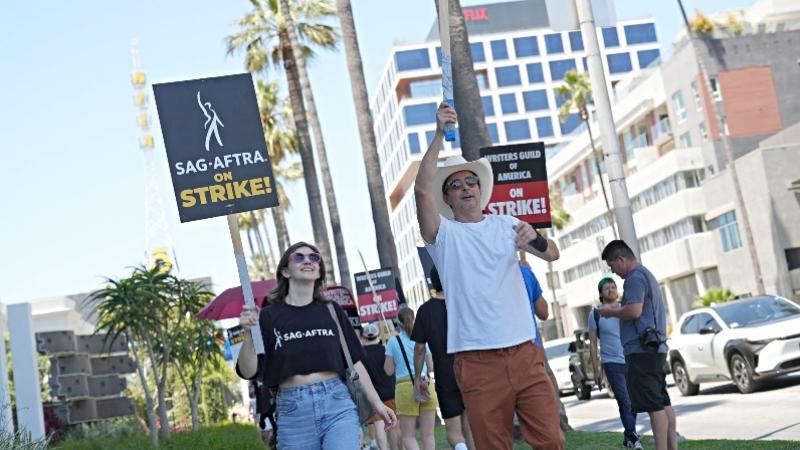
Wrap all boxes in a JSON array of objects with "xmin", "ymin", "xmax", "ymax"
[{"xmin": 414, "ymin": 103, "xmax": 564, "ymax": 450}]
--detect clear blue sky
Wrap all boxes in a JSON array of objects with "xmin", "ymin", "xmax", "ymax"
[{"xmin": 0, "ymin": 0, "xmax": 755, "ymax": 303}]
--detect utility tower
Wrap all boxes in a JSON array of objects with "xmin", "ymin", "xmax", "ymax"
[{"xmin": 130, "ymin": 40, "xmax": 177, "ymax": 272}]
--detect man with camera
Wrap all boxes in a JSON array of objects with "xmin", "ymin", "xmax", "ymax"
[{"xmin": 599, "ymin": 240, "xmax": 677, "ymax": 450}]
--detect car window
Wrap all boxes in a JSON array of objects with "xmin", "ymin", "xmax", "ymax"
[
  {"xmin": 544, "ymin": 343, "xmax": 570, "ymax": 359},
  {"xmin": 695, "ymin": 313, "xmax": 721, "ymax": 332},
  {"xmin": 680, "ymin": 314, "xmax": 699, "ymax": 334},
  {"xmin": 715, "ymin": 297, "xmax": 800, "ymax": 328}
]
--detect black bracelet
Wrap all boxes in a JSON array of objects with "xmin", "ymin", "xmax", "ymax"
[{"xmin": 529, "ymin": 230, "xmax": 549, "ymax": 252}]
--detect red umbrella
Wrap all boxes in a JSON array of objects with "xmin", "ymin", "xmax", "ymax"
[{"xmin": 196, "ymin": 279, "xmax": 277, "ymax": 320}]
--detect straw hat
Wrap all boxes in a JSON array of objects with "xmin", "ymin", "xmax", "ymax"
[{"xmin": 433, "ymin": 156, "xmax": 494, "ymax": 219}]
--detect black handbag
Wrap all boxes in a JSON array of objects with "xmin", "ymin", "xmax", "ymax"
[
  {"xmin": 396, "ymin": 335, "xmax": 429, "ymax": 403},
  {"xmin": 326, "ymin": 303, "xmax": 375, "ymax": 424}
]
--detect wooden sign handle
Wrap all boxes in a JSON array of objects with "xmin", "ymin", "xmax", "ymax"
[{"xmin": 227, "ymin": 214, "xmax": 266, "ymax": 354}]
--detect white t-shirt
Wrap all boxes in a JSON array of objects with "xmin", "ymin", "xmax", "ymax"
[{"xmin": 425, "ymin": 214, "xmax": 536, "ymax": 353}]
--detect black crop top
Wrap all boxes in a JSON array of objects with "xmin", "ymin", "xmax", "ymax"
[{"xmin": 255, "ymin": 300, "xmax": 365, "ymax": 388}]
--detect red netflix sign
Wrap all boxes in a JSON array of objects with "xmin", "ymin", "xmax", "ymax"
[
  {"xmin": 463, "ymin": 7, "xmax": 488, "ymax": 21},
  {"xmin": 481, "ymin": 142, "xmax": 551, "ymax": 228}
]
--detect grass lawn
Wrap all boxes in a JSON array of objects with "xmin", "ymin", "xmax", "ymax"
[{"xmin": 52, "ymin": 423, "xmax": 799, "ymax": 449}]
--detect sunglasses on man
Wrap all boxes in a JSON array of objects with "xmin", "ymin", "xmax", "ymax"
[
  {"xmin": 290, "ymin": 252, "xmax": 321, "ymax": 264},
  {"xmin": 443, "ymin": 175, "xmax": 480, "ymax": 193}
]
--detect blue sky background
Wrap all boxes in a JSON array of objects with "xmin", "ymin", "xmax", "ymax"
[{"xmin": 0, "ymin": 0, "xmax": 755, "ymax": 303}]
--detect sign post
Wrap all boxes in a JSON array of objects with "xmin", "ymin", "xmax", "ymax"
[
  {"xmin": 154, "ymin": 73, "xmax": 280, "ymax": 354},
  {"xmin": 437, "ymin": 0, "xmax": 456, "ymax": 142}
]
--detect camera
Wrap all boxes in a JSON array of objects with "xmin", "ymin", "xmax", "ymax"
[{"xmin": 640, "ymin": 327, "xmax": 666, "ymax": 351}]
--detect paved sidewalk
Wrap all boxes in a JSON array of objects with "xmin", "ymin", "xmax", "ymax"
[{"xmin": 563, "ymin": 373, "xmax": 800, "ymax": 441}]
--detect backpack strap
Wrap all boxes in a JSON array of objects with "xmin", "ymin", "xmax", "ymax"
[{"xmin": 593, "ymin": 307, "xmax": 601, "ymax": 338}]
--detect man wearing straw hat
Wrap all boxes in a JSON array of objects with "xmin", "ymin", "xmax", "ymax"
[{"xmin": 414, "ymin": 103, "xmax": 564, "ymax": 450}]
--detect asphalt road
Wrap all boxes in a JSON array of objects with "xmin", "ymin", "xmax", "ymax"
[{"xmin": 563, "ymin": 373, "xmax": 800, "ymax": 442}]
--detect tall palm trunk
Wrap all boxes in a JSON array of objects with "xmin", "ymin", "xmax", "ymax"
[
  {"xmin": 295, "ymin": 53, "xmax": 352, "ymax": 290},
  {"xmin": 252, "ymin": 217, "xmax": 269, "ymax": 279},
  {"xmin": 584, "ymin": 115, "xmax": 618, "ymax": 239},
  {"xmin": 276, "ymin": 22, "xmax": 335, "ymax": 282},
  {"xmin": 677, "ymin": 0, "xmax": 764, "ymax": 294},
  {"xmin": 272, "ymin": 204, "xmax": 290, "ymax": 252},
  {"xmin": 258, "ymin": 209, "xmax": 277, "ymax": 274},
  {"xmin": 444, "ymin": 0, "xmax": 490, "ymax": 160},
  {"xmin": 334, "ymin": 0, "xmax": 399, "ymax": 271}
]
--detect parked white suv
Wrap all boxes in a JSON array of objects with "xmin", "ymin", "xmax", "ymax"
[
  {"xmin": 544, "ymin": 337, "xmax": 574, "ymax": 394},
  {"xmin": 669, "ymin": 296, "xmax": 800, "ymax": 395}
]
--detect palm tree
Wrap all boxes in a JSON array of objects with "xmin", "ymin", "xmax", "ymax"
[
  {"xmin": 334, "ymin": 0, "xmax": 399, "ymax": 272},
  {"xmin": 556, "ymin": 70, "xmax": 617, "ymax": 238},
  {"xmin": 678, "ymin": 1, "xmax": 765, "ymax": 295},
  {"xmin": 255, "ymin": 79, "xmax": 302, "ymax": 253},
  {"xmin": 438, "ymin": 0, "xmax": 490, "ymax": 159},
  {"xmin": 227, "ymin": 0, "xmax": 350, "ymax": 288}
]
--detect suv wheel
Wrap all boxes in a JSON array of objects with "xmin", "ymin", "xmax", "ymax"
[
  {"xmin": 672, "ymin": 360, "xmax": 699, "ymax": 396},
  {"xmin": 730, "ymin": 353, "xmax": 761, "ymax": 394}
]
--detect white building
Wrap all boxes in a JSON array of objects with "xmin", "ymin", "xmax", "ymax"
[{"xmin": 371, "ymin": 0, "xmax": 659, "ymax": 308}]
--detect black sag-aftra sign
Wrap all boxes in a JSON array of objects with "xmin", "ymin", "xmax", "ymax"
[{"xmin": 153, "ymin": 73, "xmax": 279, "ymax": 222}]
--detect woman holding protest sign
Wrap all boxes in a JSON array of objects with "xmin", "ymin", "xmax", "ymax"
[
  {"xmin": 236, "ymin": 242, "xmax": 397, "ymax": 449},
  {"xmin": 384, "ymin": 307, "xmax": 438, "ymax": 450}
]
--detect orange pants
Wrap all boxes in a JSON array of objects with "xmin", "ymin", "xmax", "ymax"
[{"xmin": 454, "ymin": 341, "xmax": 564, "ymax": 450}]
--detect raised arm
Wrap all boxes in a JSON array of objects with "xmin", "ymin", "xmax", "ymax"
[{"xmin": 415, "ymin": 103, "xmax": 456, "ymax": 244}]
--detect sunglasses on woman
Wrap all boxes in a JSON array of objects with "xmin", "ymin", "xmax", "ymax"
[
  {"xmin": 443, "ymin": 175, "xmax": 480, "ymax": 193},
  {"xmin": 290, "ymin": 252, "xmax": 321, "ymax": 264}
]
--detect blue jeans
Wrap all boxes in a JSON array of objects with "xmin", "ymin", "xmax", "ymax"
[
  {"xmin": 276, "ymin": 377, "xmax": 361, "ymax": 450},
  {"xmin": 603, "ymin": 363, "xmax": 638, "ymax": 442}
]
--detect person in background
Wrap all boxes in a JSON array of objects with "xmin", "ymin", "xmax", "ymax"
[
  {"xmin": 589, "ymin": 277, "xmax": 642, "ymax": 450},
  {"xmin": 385, "ymin": 307, "xmax": 438, "ymax": 450},
  {"xmin": 411, "ymin": 267, "xmax": 474, "ymax": 450},
  {"xmin": 600, "ymin": 240, "xmax": 676, "ymax": 450},
  {"xmin": 361, "ymin": 323, "xmax": 400, "ymax": 450}
]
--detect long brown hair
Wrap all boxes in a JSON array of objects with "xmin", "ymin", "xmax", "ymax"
[
  {"xmin": 268, "ymin": 241, "xmax": 328, "ymax": 304},
  {"xmin": 397, "ymin": 307, "xmax": 415, "ymax": 336}
]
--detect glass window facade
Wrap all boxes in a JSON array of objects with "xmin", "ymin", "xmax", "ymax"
[
  {"xmin": 536, "ymin": 116, "xmax": 554, "ymax": 138},
  {"xmin": 490, "ymin": 39, "xmax": 508, "ymax": 60},
  {"xmin": 549, "ymin": 59, "xmax": 577, "ymax": 81},
  {"xmin": 544, "ymin": 33, "xmax": 564, "ymax": 54},
  {"xmin": 495, "ymin": 65, "xmax": 522, "ymax": 87},
  {"xmin": 407, "ymin": 133, "xmax": 421, "ymax": 154},
  {"xmin": 471, "ymin": 42, "xmax": 486, "ymax": 62},
  {"xmin": 673, "ymin": 90, "xmax": 687, "ymax": 123},
  {"xmin": 487, "ymin": 123, "xmax": 499, "ymax": 144},
  {"xmin": 554, "ymin": 89, "xmax": 569, "ymax": 107},
  {"xmin": 482, "ymin": 96, "xmax": 495, "ymax": 117},
  {"xmin": 526, "ymin": 63, "xmax": 544, "ymax": 83},
  {"xmin": 404, "ymin": 102, "xmax": 437, "ymax": 126},
  {"xmin": 522, "ymin": 89, "xmax": 549, "ymax": 111},
  {"xmin": 624, "ymin": 23, "xmax": 657, "ymax": 44},
  {"xmin": 602, "ymin": 27, "xmax": 620, "ymax": 47},
  {"xmin": 560, "ymin": 113, "xmax": 582, "ymax": 134},
  {"xmin": 710, "ymin": 211, "xmax": 742, "ymax": 252},
  {"xmin": 568, "ymin": 31, "xmax": 583, "ymax": 51},
  {"xmin": 395, "ymin": 49, "xmax": 430, "ymax": 71},
  {"xmin": 637, "ymin": 49, "xmax": 660, "ymax": 68},
  {"xmin": 513, "ymin": 36, "xmax": 539, "ymax": 57},
  {"xmin": 607, "ymin": 53, "xmax": 632, "ymax": 74},
  {"xmin": 504, "ymin": 119, "xmax": 531, "ymax": 141},
  {"xmin": 500, "ymin": 93, "xmax": 518, "ymax": 114}
]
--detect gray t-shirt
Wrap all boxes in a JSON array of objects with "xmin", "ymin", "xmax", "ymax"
[
  {"xmin": 586, "ymin": 308, "xmax": 625, "ymax": 364},
  {"xmin": 620, "ymin": 265, "xmax": 668, "ymax": 355}
]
